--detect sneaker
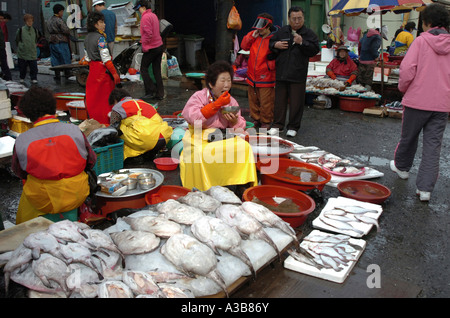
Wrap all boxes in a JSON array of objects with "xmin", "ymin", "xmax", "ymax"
[
  {"xmin": 286, "ymin": 129, "xmax": 297, "ymax": 137},
  {"xmin": 390, "ymin": 160, "xmax": 409, "ymax": 179},
  {"xmin": 31, "ymin": 80, "xmax": 38, "ymax": 84},
  {"xmin": 416, "ymin": 189, "xmax": 431, "ymax": 202},
  {"xmin": 267, "ymin": 128, "xmax": 279, "ymax": 136}
]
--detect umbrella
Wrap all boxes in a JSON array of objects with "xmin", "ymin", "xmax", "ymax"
[{"xmin": 328, "ymin": 0, "xmax": 432, "ymax": 99}]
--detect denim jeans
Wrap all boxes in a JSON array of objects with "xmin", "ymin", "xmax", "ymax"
[{"xmin": 49, "ymin": 42, "xmax": 71, "ymax": 66}]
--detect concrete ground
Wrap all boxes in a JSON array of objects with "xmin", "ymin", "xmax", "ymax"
[{"xmin": 1, "ymin": 70, "xmax": 450, "ymax": 298}]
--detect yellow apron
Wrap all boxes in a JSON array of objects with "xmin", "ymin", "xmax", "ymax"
[
  {"xmin": 179, "ymin": 125, "xmax": 258, "ymax": 191},
  {"xmin": 16, "ymin": 172, "xmax": 90, "ymax": 224},
  {"xmin": 120, "ymin": 101, "xmax": 173, "ymax": 159}
]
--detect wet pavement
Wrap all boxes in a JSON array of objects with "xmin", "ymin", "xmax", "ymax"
[{"xmin": 1, "ymin": 70, "xmax": 450, "ymax": 298}]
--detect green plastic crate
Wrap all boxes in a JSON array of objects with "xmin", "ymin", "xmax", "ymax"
[{"xmin": 93, "ymin": 139, "xmax": 124, "ymax": 175}]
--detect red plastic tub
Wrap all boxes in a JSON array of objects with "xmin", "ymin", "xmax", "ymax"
[
  {"xmin": 337, "ymin": 180, "xmax": 391, "ymax": 204},
  {"xmin": 339, "ymin": 96, "xmax": 376, "ymax": 112},
  {"xmin": 54, "ymin": 93, "xmax": 85, "ymax": 111},
  {"xmin": 153, "ymin": 157, "xmax": 180, "ymax": 171},
  {"xmin": 67, "ymin": 101, "xmax": 88, "ymax": 120},
  {"xmin": 145, "ymin": 185, "xmax": 190, "ymax": 205},
  {"xmin": 243, "ymin": 185, "xmax": 316, "ymax": 228},
  {"xmin": 256, "ymin": 158, "xmax": 331, "ymax": 192}
]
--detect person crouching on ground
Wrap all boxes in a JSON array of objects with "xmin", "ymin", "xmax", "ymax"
[
  {"xmin": 11, "ymin": 86, "xmax": 97, "ymax": 224},
  {"xmin": 109, "ymin": 88, "xmax": 173, "ymax": 165},
  {"xmin": 180, "ymin": 60, "xmax": 258, "ymax": 195},
  {"xmin": 326, "ymin": 45, "xmax": 358, "ymax": 87}
]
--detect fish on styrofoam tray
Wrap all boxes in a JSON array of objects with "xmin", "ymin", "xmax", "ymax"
[
  {"xmin": 284, "ymin": 230, "xmax": 366, "ymax": 283},
  {"xmin": 312, "ymin": 196, "xmax": 383, "ymax": 238}
]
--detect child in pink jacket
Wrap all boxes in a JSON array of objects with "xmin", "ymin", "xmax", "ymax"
[{"xmin": 391, "ymin": 3, "xmax": 450, "ymax": 202}]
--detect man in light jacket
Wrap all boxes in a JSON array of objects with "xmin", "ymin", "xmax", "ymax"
[
  {"xmin": 134, "ymin": 0, "xmax": 165, "ymax": 101},
  {"xmin": 390, "ymin": 3, "xmax": 450, "ymax": 202}
]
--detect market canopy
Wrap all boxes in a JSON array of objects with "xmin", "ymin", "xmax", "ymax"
[{"xmin": 328, "ymin": 0, "xmax": 433, "ymax": 16}]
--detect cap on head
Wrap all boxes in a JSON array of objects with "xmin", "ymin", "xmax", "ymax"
[{"xmin": 92, "ymin": 0, "xmax": 106, "ymax": 7}]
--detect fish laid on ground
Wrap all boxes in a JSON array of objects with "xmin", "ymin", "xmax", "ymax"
[
  {"xmin": 122, "ymin": 270, "xmax": 164, "ymax": 297},
  {"xmin": 191, "ymin": 216, "xmax": 256, "ymax": 278},
  {"xmin": 216, "ymin": 204, "xmax": 281, "ymax": 260},
  {"xmin": 160, "ymin": 233, "xmax": 229, "ymax": 297},
  {"xmin": 110, "ymin": 230, "xmax": 160, "ymax": 255},
  {"xmin": 354, "ymin": 214, "xmax": 380, "ymax": 232},
  {"xmin": 124, "ymin": 215, "xmax": 182, "ymax": 238},
  {"xmin": 31, "ymin": 253, "xmax": 70, "ymax": 294},
  {"xmin": 83, "ymin": 228, "xmax": 124, "ymax": 257},
  {"xmin": 59, "ymin": 242, "xmax": 103, "ymax": 278},
  {"xmin": 3, "ymin": 244, "xmax": 33, "ymax": 292},
  {"xmin": 240, "ymin": 201, "xmax": 299, "ymax": 251},
  {"xmin": 47, "ymin": 220, "xmax": 91, "ymax": 247},
  {"xmin": 334, "ymin": 205, "xmax": 378, "ymax": 214},
  {"xmin": 319, "ymin": 216, "xmax": 364, "ymax": 236},
  {"xmin": 205, "ymin": 185, "xmax": 242, "ymax": 204},
  {"xmin": 178, "ymin": 191, "xmax": 222, "ymax": 212},
  {"xmin": 98, "ymin": 280, "xmax": 134, "ymax": 298},
  {"xmin": 156, "ymin": 199, "xmax": 205, "ymax": 225}
]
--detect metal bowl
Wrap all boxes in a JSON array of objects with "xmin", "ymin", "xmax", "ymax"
[
  {"xmin": 121, "ymin": 178, "xmax": 138, "ymax": 190},
  {"xmin": 138, "ymin": 173, "xmax": 156, "ymax": 190},
  {"xmin": 221, "ymin": 106, "xmax": 240, "ymax": 114}
]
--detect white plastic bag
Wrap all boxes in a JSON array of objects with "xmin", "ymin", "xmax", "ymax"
[{"xmin": 167, "ymin": 56, "xmax": 182, "ymax": 77}]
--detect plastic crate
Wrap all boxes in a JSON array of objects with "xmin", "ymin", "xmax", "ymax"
[{"xmin": 93, "ymin": 139, "xmax": 124, "ymax": 175}]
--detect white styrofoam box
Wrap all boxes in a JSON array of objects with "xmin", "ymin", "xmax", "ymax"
[
  {"xmin": 315, "ymin": 61, "xmax": 329, "ymax": 73},
  {"xmin": 108, "ymin": 1, "xmax": 135, "ymax": 26},
  {"xmin": 131, "ymin": 26, "xmax": 141, "ymax": 37},
  {"xmin": 0, "ymin": 98, "xmax": 11, "ymax": 120},
  {"xmin": 284, "ymin": 230, "xmax": 366, "ymax": 283},
  {"xmin": 0, "ymin": 136, "xmax": 15, "ymax": 158},
  {"xmin": 321, "ymin": 48, "xmax": 334, "ymax": 62},
  {"xmin": 312, "ymin": 196, "xmax": 383, "ymax": 238},
  {"xmin": 117, "ymin": 25, "xmax": 132, "ymax": 36}
]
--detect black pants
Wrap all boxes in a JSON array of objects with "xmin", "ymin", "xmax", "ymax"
[
  {"xmin": 272, "ymin": 81, "xmax": 306, "ymax": 132},
  {"xmin": 141, "ymin": 45, "xmax": 164, "ymax": 98},
  {"xmin": 18, "ymin": 58, "xmax": 38, "ymax": 81},
  {"xmin": 0, "ymin": 47, "xmax": 12, "ymax": 81}
]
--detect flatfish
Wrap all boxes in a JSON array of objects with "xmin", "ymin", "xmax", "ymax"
[
  {"xmin": 216, "ymin": 204, "xmax": 281, "ymax": 260},
  {"xmin": 31, "ymin": 253, "xmax": 70, "ymax": 294},
  {"xmin": 205, "ymin": 185, "xmax": 242, "ymax": 204},
  {"xmin": 156, "ymin": 199, "xmax": 205, "ymax": 225},
  {"xmin": 110, "ymin": 230, "xmax": 160, "ymax": 255},
  {"xmin": 191, "ymin": 216, "xmax": 256, "ymax": 278},
  {"xmin": 98, "ymin": 280, "xmax": 134, "ymax": 298},
  {"xmin": 160, "ymin": 233, "xmax": 229, "ymax": 297},
  {"xmin": 23, "ymin": 231, "xmax": 64, "ymax": 260},
  {"xmin": 124, "ymin": 215, "xmax": 182, "ymax": 238},
  {"xmin": 178, "ymin": 191, "xmax": 222, "ymax": 212},
  {"xmin": 122, "ymin": 270, "xmax": 164, "ymax": 297}
]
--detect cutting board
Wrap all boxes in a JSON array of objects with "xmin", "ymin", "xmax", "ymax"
[{"xmin": 0, "ymin": 217, "xmax": 54, "ymax": 253}]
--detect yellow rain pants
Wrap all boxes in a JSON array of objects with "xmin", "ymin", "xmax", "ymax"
[
  {"xmin": 179, "ymin": 126, "xmax": 258, "ymax": 191},
  {"xmin": 16, "ymin": 172, "xmax": 89, "ymax": 224}
]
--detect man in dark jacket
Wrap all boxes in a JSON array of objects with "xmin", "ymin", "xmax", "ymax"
[
  {"xmin": 268, "ymin": 7, "xmax": 319, "ymax": 137},
  {"xmin": 357, "ymin": 29, "xmax": 382, "ymax": 89}
]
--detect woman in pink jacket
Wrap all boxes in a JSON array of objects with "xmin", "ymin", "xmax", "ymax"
[
  {"xmin": 180, "ymin": 61, "xmax": 257, "ymax": 193},
  {"xmin": 390, "ymin": 3, "xmax": 450, "ymax": 202}
]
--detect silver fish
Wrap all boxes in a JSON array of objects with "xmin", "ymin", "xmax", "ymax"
[
  {"xmin": 319, "ymin": 216, "xmax": 364, "ymax": 236},
  {"xmin": 110, "ymin": 230, "xmax": 160, "ymax": 255},
  {"xmin": 240, "ymin": 201, "xmax": 300, "ymax": 251},
  {"xmin": 157, "ymin": 199, "xmax": 205, "ymax": 225},
  {"xmin": 354, "ymin": 214, "xmax": 380, "ymax": 232},
  {"xmin": 335, "ymin": 205, "xmax": 378, "ymax": 214},
  {"xmin": 160, "ymin": 233, "xmax": 229, "ymax": 297},
  {"xmin": 191, "ymin": 216, "xmax": 256, "ymax": 278},
  {"xmin": 124, "ymin": 215, "xmax": 182, "ymax": 238},
  {"xmin": 205, "ymin": 185, "xmax": 242, "ymax": 204},
  {"xmin": 287, "ymin": 248, "xmax": 325, "ymax": 270},
  {"xmin": 216, "ymin": 204, "xmax": 281, "ymax": 260},
  {"xmin": 178, "ymin": 191, "xmax": 222, "ymax": 212}
]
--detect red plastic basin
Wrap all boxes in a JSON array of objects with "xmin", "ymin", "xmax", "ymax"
[
  {"xmin": 256, "ymin": 158, "xmax": 331, "ymax": 192},
  {"xmin": 337, "ymin": 180, "xmax": 391, "ymax": 204},
  {"xmin": 145, "ymin": 185, "xmax": 190, "ymax": 205},
  {"xmin": 339, "ymin": 96, "xmax": 376, "ymax": 113},
  {"xmin": 154, "ymin": 157, "xmax": 180, "ymax": 171},
  {"xmin": 243, "ymin": 185, "xmax": 316, "ymax": 228}
]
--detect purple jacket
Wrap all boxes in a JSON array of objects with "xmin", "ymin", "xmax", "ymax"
[
  {"xmin": 398, "ymin": 28, "xmax": 450, "ymax": 112},
  {"xmin": 140, "ymin": 9, "xmax": 163, "ymax": 52}
]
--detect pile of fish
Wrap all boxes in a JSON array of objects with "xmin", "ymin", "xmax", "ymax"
[
  {"xmin": 317, "ymin": 153, "xmax": 365, "ymax": 175},
  {"xmin": 1, "ymin": 186, "xmax": 298, "ymax": 298},
  {"xmin": 288, "ymin": 232, "xmax": 362, "ymax": 272},
  {"xmin": 319, "ymin": 205, "xmax": 380, "ymax": 237}
]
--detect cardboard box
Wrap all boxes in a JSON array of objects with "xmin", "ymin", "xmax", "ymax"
[
  {"xmin": 387, "ymin": 109, "xmax": 403, "ymax": 119},
  {"xmin": 0, "ymin": 98, "xmax": 11, "ymax": 120},
  {"xmin": 363, "ymin": 106, "xmax": 388, "ymax": 117}
]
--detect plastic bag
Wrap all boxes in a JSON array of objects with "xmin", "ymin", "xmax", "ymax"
[
  {"xmin": 167, "ymin": 56, "xmax": 183, "ymax": 77},
  {"xmin": 227, "ymin": 6, "xmax": 242, "ymax": 30}
]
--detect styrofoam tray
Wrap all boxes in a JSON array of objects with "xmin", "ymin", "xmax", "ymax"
[
  {"xmin": 284, "ymin": 230, "xmax": 366, "ymax": 283},
  {"xmin": 312, "ymin": 196, "xmax": 383, "ymax": 238}
]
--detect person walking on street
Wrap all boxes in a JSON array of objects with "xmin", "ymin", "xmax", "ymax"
[
  {"xmin": 93, "ymin": 0, "xmax": 117, "ymax": 53},
  {"xmin": 0, "ymin": 11, "xmax": 11, "ymax": 81},
  {"xmin": 134, "ymin": 0, "xmax": 165, "ymax": 101},
  {"xmin": 390, "ymin": 3, "xmax": 450, "ymax": 202},
  {"xmin": 16, "ymin": 14, "xmax": 40, "ymax": 84},
  {"xmin": 47, "ymin": 4, "xmax": 72, "ymax": 77},
  {"xmin": 268, "ymin": 7, "xmax": 319, "ymax": 138},
  {"xmin": 84, "ymin": 11, "xmax": 120, "ymax": 124},
  {"xmin": 240, "ymin": 13, "xmax": 277, "ymax": 129}
]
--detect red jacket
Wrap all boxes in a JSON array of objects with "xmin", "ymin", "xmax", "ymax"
[
  {"xmin": 241, "ymin": 30, "xmax": 276, "ymax": 88},
  {"xmin": 326, "ymin": 56, "xmax": 358, "ymax": 77}
]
